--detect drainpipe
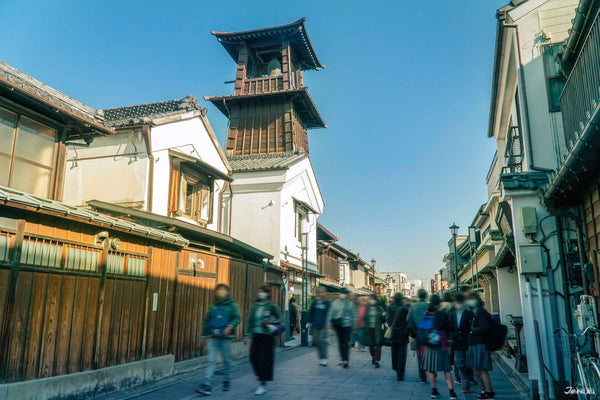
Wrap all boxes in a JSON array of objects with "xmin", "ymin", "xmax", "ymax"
[
  {"xmin": 141, "ymin": 124, "xmax": 154, "ymax": 212},
  {"xmin": 503, "ymin": 24, "xmax": 554, "ymax": 173},
  {"xmin": 527, "ymin": 279, "xmax": 546, "ymax": 400},
  {"xmin": 555, "ymin": 217, "xmax": 574, "ymax": 333},
  {"xmin": 536, "ymin": 275, "xmax": 555, "ymax": 400}
]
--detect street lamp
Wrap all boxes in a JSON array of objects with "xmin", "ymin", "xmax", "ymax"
[
  {"xmin": 449, "ymin": 223, "xmax": 459, "ymax": 290},
  {"xmin": 370, "ymin": 258, "xmax": 376, "ymax": 292}
]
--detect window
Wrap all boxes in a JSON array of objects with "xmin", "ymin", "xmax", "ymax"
[
  {"xmin": 220, "ymin": 192, "xmax": 231, "ymax": 235},
  {"xmin": 542, "ymin": 44, "xmax": 566, "ymax": 113},
  {"xmin": 0, "ymin": 107, "xmax": 57, "ymax": 197},
  {"xmin": 178, "ymin": 167, "xmax": 213, "ymax": 224},
  {"xmin": 295, "ymin": 204, "xmax": 308, "ymax": 240}
]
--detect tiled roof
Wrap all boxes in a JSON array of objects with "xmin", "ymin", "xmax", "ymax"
[
  {"xmin": 227, "ymin": 151, "xmax": 308, "ymax": 172},
  {"xmin": 0, "ymin": 186, "xmax": 188, "ymax": 246},
  {"xmin": 0, "ymin": 61, "xmax": 111, "ymax": 134},
  {"xmin": 103, "ymin": 95, "xmax": 203, "ymax": 127}
]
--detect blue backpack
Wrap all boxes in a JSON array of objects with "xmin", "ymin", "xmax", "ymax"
[
  {"xmin": 417, "ymin": 312, "xmax": 441, "ymax": 347},
  {"xmin": 208, "ymin": 305, "xmax": 230, "ymax": 336}
]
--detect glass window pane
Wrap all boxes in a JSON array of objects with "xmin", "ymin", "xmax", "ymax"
[
  {"xmin": 16, "ymin": 116, "xmax": 56, "ymax": 167},
  {"xmin": 200, "ymin": 184, "xmax": 210, "ymax": 221},
  {"xmin": 0, "ymin": 108, "xmax": 16, "ymax": 155},
  {"xmin": 0, "ymin": 155, "xmax": 9, "ymax": 186},
  {"xmin": 11, "ymin": 160, "xmax": 52, "ymax": 197}
]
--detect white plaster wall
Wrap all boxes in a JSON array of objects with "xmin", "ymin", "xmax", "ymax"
[
  {"xmin": 63, "ymin": 130, "xmax": 149, "ymax": 207},
  {"xmin": 495, "ymin": 267, "xmax": 522, "ymax": 322}
]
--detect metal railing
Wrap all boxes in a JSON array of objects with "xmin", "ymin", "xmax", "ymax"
[
  {"xmin": 560, "ymin": 8, "xmax": 600, "ymax": 146},
  {"xmin": 242, "ymin": 75, "xmax": 284, "ymax": 95}
]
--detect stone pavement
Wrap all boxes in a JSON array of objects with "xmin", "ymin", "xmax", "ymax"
[{"xmin": 104, "ymin": 342, "xmax": 527, "ymax": 400}]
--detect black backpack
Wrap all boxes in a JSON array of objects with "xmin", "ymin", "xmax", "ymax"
[{"xmin": 484, "ymin": 314, "xmax": 508, "ymax": 351}]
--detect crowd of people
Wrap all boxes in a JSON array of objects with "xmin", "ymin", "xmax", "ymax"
[{"xmin": 195, "ymin": 283, "xmax": 498, "ymax": 399}]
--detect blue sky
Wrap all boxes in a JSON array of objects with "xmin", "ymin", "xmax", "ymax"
[{"xmin": 1, "ymin": 0, "xmax": 506, "ymax": 280}]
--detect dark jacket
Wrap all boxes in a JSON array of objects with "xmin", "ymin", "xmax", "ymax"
[
  {"xmin": 289, "ymin": 302, "xmax": 298, "ymax": 325},
  {"xmin": 468, "ymin": 306, "xmax": 491, "ymax": 346},
  {"xmin": 245, "ymin": 300, "xmax": 282, "ymax": 337},
  {"xmin": 307, "ymin": 298, "xmax": 331, "ymax": 328},
  {"xmin": 448, "ymin": 308, "xmax": 474, "ymax": 351},
  {"xmin": 362, "ymin": 304, "xmax": 384, "ymax": 346},
  {"xmin": 202, "ymin": 296, "xmax": 241, "ymax": 338},
  {"xmin": 386, "ymin": 303, "xmax": 409, "ymax": 344}
]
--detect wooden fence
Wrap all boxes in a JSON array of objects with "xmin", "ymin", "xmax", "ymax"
[{"xmin": 0, "ymin": 211, "xmax": 281, "ymax": 383}]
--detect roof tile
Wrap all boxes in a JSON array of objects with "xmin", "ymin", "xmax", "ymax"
[
  {"xmin": 227, "ymin": 151, "xmax": 307, "ymax": 172},
  {"xmin": 103, "ymin": 95, "xmax": 202, "ymax": 127}
]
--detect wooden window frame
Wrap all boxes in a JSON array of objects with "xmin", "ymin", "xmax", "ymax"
[
  {"xmin": 0, "ymin": 105, "xmax": 60, "ymax": 198},
  {"xmin": 170, "ymin": 160, "xmax": 214, "ymax": 226},
  {"xmin": 294, "ymin": 202, "xmax": 308, "ymax": 241}
]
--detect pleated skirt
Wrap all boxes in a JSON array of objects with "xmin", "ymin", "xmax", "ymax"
[
  {"xmin": 422, "ymin": 346, "xmax": 452, "ymax": 372},
  {"xmin": 466, "ymin": 343, "xmax": 493, "ymax": 371}
]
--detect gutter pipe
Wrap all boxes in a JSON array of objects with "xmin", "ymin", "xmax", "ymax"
[{"xmin": 562, "ymin": 0, "xmax": 594, "ymax": 64}]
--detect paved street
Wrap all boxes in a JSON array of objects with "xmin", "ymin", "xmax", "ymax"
[{"xmin": 105, "ymin": 341, "xmax": 526, "ymax": 400}]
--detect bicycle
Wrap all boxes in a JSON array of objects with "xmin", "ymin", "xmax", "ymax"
[{"xmin": 556, "ymin": 325, "xmax": 600, "ymax": 399}]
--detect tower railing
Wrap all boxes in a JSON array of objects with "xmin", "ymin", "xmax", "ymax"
[{"xmin": 241, "ymin": 75, "xmax": 284, "ymax": 95}]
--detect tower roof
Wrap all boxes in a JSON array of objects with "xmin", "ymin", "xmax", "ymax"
[{"xmin": 211, "ymin": 17, "xmax": 325, "ymax": 71}]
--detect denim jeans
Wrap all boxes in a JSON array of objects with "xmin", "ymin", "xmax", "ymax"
[
  {"xmin": 312, "ymin": 327, "xmax": 328, "ymax": 359},
  {"xmin": 204, "ymin": 337, "xmax": 232, "ymax": 387},
  {"xmin": 454, "ymin": 350, "xmax": 473, "ymax": 390}
]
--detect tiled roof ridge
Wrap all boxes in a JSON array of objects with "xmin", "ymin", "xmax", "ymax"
[
  {"xmin": 227, "ymin": 150, "xmax": 306, "ymax": 161},
  {"xmin": 0, "ymin": 61, "xmax": 103, "ymax": 123},
  {"xmin": 103, "ymin": 95, "xmax": 200, "ymax": 116},
  {"xmin": 102, "ymin": 95, "xmax": 203, "ymax": 127}
]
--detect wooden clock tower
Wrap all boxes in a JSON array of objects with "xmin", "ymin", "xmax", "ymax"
[{"xmin": 205, "ymin": 18, "xmax": 326, "ymax": 156}]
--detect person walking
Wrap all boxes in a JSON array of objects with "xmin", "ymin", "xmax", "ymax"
[
  {"xmin": 449, "ymin": 293, "xmax": 475, "ymax": 393},
  {"xmin": 307, "ymin": 287, "xmax": 331, "ymax": 366},
  {"xmin": 356, "ymin": 296, "xmax": 367, "ymax": 352},
  {"xmin": 327, "ymin": 288, "xmax": 355, "ymax": 368},
  {"xmin": 288, "ymin": 297, "xmax": 298, "ymax": 339},
  {"xmin": 386, "ymin": 293, "xmax": 409, "ymax": 380},
  {"xmin": 245, "ymin": 285, "xmax": 282, "ymax": 396},
  {"xmin": 196, "ymin": 283, "xmax": 241, "ymax": 396},
  {"xmin": 362, "ymin": 294, "xmax": 384, "ymax": 368},
  {"xmin": 466, "ymin": 293, "xmax": 495, "ymax": 399},
  {"xmin": 408, "ymin": 288, "xmax": 430, "ymax": 383},
  {"xmin": 420, "ymin": 294, "xmax": 457, "ymax": 400}
]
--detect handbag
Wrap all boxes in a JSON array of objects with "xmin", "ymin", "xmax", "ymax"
[{"xmin": 384, "ymin": 306, "xmax": 402, "ymax": 340}]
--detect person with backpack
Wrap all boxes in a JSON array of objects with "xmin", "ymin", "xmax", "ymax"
[
  {"xmin": 449, "ymin": 293, "xmax": 476, "ymax": 394},
  {"xmin": 419, "ymin": 294, "xmax": 457, "ymax": 400},
  {"xmin": 327, "ymin": 288, "xmax": 355, "ymax": 368},
  {"xmin": 244, "ymin": 285, "xmax": 283, "ymax": 396},
  {"xmin": 408, "ymin": 288, "xmax": 430, "ymax": 383},
  {"xmin": 466, "ymin": 293, "xmax": 495, "ymax": 399},
  {"xmin": 362, "ymin": 293, "xmax": 385, "ymax": 368},
  {"xmin": 307, "ymin": 287, "xmax": 331, "ymax": 366},
  {"xmin": 386, "ymin": 292, "xmax": 410, "ymax": 381},
  {"xmin": 196, "ymin": 283, "xmax": 241, "ymax": 396}
]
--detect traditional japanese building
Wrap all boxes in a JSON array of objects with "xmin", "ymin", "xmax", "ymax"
[{"xmin": 205, "ymin": 18, "xmax": 327, "ymax": 326}]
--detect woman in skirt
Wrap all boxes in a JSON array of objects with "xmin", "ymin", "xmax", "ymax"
[
  {"xmin": 466, "ymin": 293, "xmax": 495, "ymax": 399},
  {"xmin": 245, "ymin": 285, "xmax": 282, "ymax": 396},
  {"xmin": 421, "ymin": 294, "xmax": 457, "ymax": 399}
]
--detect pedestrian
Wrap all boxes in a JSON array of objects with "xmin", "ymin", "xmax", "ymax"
[
  {"xmin": 288, "ymin": 297, "xmax": 298, "ymax": 339},
  {"xmin": 349, "ymin": 292, "xmax": 359, "ymax": 348},
  {"xmin": 327, "ymin": 288, "xmax": 355, "ymax": 368},
  {"xmin": 408, "ymin": 288, "xmax": 429, "ymax": 384},
  {"xmin": 196, "ymin": 283, "xmax": 241, "ymax": 396},
  {"xmin": 356, "ymin": 296, "xmax": 367, "ymax": 352},
  {"xmin": 466, "ymin": 293, "xmax": 495, "ymax": 399},
  {"xmin": 440, "ymin": 292, "xmax": 453, "ymax": 313},
  {"xmin": 245, "ymin": 285, "xmax": 282, "ymax": 396},
  {"xmin": 419, "ymin": 294, "xmax": 457, "ymax": 400},
  {"xmin": 307, "ymin": 287, "xmax": 331, "ymax": 366},
  {"xmin": 362, "ymin": 293, "xmax": 384, "ymax": 368},
  {"xmin": 449, "ymin": 293, "xmax": 476, "ymax": 393},
  {"xmin": 386, "ymin": 292, "xmax": 409, "ymax": 381}
]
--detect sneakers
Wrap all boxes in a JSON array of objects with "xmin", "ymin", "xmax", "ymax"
[
  {"xmin": 338, "ymin": 360, "xmax": 344, "ymax": 365},
  {"xmin": 343, "ymin": 361, "xmax": 349, "ymax": 368},
  {"xmin": 477, "ymin": 392, "xmax": 495, "ymax": 399},
  {"xmin": 449, "ymin": 389, "xmax": 457, "ymax": 399},
  {"xmin": 254, "ymin": 386, "xmax": 267, "ymax": 396},
  {"xmin": 195, "ymin": 385, "xmax": 212, "ymax": 396},
  {"xmin": 420, "ymin": 380, "xmax": 428, "ymax": 384},
  {"xmin": 374, "ymin": 361, "xmax": 380, "ymax": 368},
  {"xmin": 469, "ymin": 380, "xmax": 478, "ymax": 386},
  {"xmin": 223, "ymin": 381, "xmax": 230, "ymax": 392},
  {"xmin": 431, "ymin": 388, "xmax": 441, "ymax": 399},
  {"xmin": 319, "ymin": 359, "xmax": 328, "ymax": 366},
  {"xmin": 455, "ymin": 379, "xmax": 462, "ymax": 385}
]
